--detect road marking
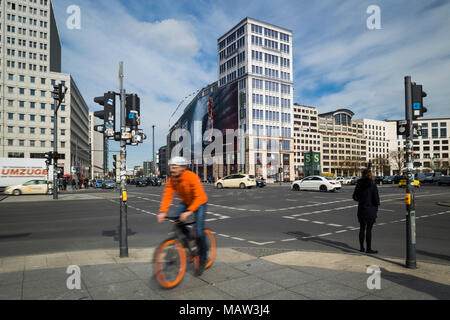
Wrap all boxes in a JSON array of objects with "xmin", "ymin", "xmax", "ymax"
[
  {"xmin": 318, "ymin": 233, "xmax": 333, "ymax": 237},
  {"xmin": 248, "ymin": 241, "xmax": 276, "ymax": 246},
  {"xmin": 281, "ymin": 238, "xmax": 297, "ymax": 242},
  {"xmin": 232, "ymin": 237, "xmax": 245, "ymax": 241},
  {"xmin": 312, "ymin": 221, "xmax": 325, "ymax": 225},
  {"xmin": 335, "ymin": 230, "xmax": 348, "ymax": 234},
  {"xmin": 328, "ymin": 224, "xmax": 343, "ymax": 227},
  {"xmin": 218, "ymin": 234, "xmax": 230, "ymax": 238}
]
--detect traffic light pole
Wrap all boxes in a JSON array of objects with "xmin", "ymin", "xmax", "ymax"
[
  {"xmin": 119, "ymin": 62, "xmax": 129, "ymax": 258},
  {"xmin": 53, "ymin": 98, "xmax": 59, "ymax": 200},
  {"xmin": 404, "ymin": 76, "xmax": 417, "ymax": 269}
]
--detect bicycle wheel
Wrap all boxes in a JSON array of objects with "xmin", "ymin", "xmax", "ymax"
[
  {"xmin": 194, "ymin": 229, "xmax": 216, "ymax": 270},
  {"xmin": 154, "ymin": 239, "xmax": 186, "ymax": 289}
]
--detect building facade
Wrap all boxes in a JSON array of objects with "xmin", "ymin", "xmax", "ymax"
[
  {"xmin": 292, "ymin": 104, "xmax": 321, "ymax": 177},
  {"xmin": 360, "ymin": 119, "xmax": 391, "ymax": 176},
  {"xmin": 218, "ymin": 17, "xmax": 295, "ymax": 181},
  {"xmin": 387, "ymin": 118, "xmax": 450, "ymax": 174},
  {"xmin": 318, "ymin": 109, "xmax": 367, "ymax": 177},
  {"xmin": 0, "ymin": 0, "xmax": 90, "ymax": 177},
  {"xmin": 89, "ymin": 112, "xmax": 104, "ymax": 178}
]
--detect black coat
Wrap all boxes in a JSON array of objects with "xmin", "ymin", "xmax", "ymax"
[{"xmin": 353, "ymin": 178, "xmax": 380, "ymax": 222}]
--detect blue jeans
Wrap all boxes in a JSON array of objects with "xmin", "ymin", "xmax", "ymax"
[{"xmin": 173, "ymin": 203, "xmax": 208, "ymax": 263}]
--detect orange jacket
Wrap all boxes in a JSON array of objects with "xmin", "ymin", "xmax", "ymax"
[{"xmin": 160, "ymin": 170, "xmax": 208, "ymax": 213}]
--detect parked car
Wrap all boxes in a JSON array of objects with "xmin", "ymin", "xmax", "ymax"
[
  {"xmin": 399, "ymin": 176, "xmax": 420, "ymax": 188},
  {"xmin": 350, "ymin": 177, "xmax": 361, "ymax": 185},
  {"xmin": 149, "ymin": 177, "xmax": 162, "ymax": 186},
  {"xmin": 136, "ymin": 178, "xmax": 148, "ymax": 187},
  {"xmin": 4, "ymin": 180, "xmax": 53, "ymax": 196},
  {"xmin": 291, "ymin": 176, "xmax": 342, "ymax": 192},
  {"xmin": 95, "ymin": 180, "xmax": 103, "ymax": 188},
  {"xmin": 103, "ymin": 180, "xmax": 117, "ymax": 189},
  {"xmin": 215, "ymin": 174, "xmax": 257, "ymax": 189},
  {"xmin": 342, "ymin": 177, "xmax": 352, "ymax": 185},
  {"xmin": 438, "ymin": 176, "xmax": 450, "ymax": 186},
  {"xmin": 374, "ymin": 176, "xmax": 384, "ymax": 185},
  {"xmin": 255, "ymin": 176, "xmax": 267, "ymax": 188},
  {"xmin": 424, "ymin": 172, "xmax": 442, "ymax": 184},
  {"xmin": 382, "ymin": 176, "xmax": 395, "ymax": 184},
  {"xmin": 335, "ymin": 177, "xmax": 346, "ymax": 185}
]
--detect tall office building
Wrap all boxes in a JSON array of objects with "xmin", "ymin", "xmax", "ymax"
[
  {"xmin": 217, "ymin": 18, "xmax": 295, "ymax": 181},
  {"xmin": 0, "ymin": 0, "xmax": 90, "ymax": 177}
]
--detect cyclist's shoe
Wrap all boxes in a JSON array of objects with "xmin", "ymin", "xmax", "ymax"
[{"xmin": 195, "ymin": 260, "xmax": 206, "ymax": 277}]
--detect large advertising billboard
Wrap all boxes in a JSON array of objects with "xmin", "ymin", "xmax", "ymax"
[{"xmin": 169, "ymin": 82, "xmax": 239, "ymax": 179}]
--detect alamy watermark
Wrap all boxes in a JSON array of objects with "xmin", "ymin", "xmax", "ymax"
[
  {"xmin": 366, "ymin": 265, "xmax": 381, "ymax": 290},
  {"xmin": 66, "ymin": 265, "xmax": 81, "ymax": 290},
  {"xmin": 66, "ymin": 5, "xmax": 81, "ymax": 30},
  {"xmin": 367, "ymin": 5, "xmax": 382, "ymax": 30}
]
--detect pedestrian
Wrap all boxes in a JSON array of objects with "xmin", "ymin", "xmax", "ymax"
[
  {"xmin": 63, "ymin": 179, "xmax": 67, "ymax": 191},
  {"xmin": 353, "ymin": 169, "xmax": 380, "ymax": 254}
]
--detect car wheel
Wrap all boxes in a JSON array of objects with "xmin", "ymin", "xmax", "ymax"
[
  {"xmin": 319, "ymin": 185, "xmax": 328, "ymax": 192},
  {"xmin": 239, "ymin": 183, "xmax": 246, "ymax": 189},
  {"xmin": 13, "ymin": 189, "xmax": 21, "ymax": 196},
  {"xmin": 293, "ymin": 184, "xmax": 300, "ymax": 191},
  {"xmin": 217, "ymin": 183, "xmax": 223, "ymax": 189}
]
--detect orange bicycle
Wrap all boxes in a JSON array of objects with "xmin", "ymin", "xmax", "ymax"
[{"xmin": 153, "ymin": 217, "xmax": 216, "ymax": 289}]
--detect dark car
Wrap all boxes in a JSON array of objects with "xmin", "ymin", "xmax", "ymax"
[
  {"xmin": 136, "ymin": 178, "xmax": 148, "ymax": 187},
  {"xmin": 374, "ymin": 176, "xmax": 384, "ymax": 185},
  {"xmin": 103, "ymin": 180, "xmax": 116, "ymax": 189},
  {"xmin": 382, "ymin": 176, "xmax": 395, "ymax": 184},
  {"xmin": 350, "ymin": 177, "xmax": 361, "ymax": 185},
  {"xmin": 149, "ymin": 177, "xmax": 162, "ymax": 186},
  {"xmin": 438, "ymin": 176, "xmax": 450, "ymax": 186},
  {"xmin": 254, "ymin": 176, "xmax": 266, "ymax": 188}
]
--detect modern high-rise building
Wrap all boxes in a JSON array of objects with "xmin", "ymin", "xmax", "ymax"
[
  {"xmin": 217, "ymin": 17, "xmax": 295, "ymax": 181},
  {"xmin": 0, "ymin": 0, "xmax": 90, "ymax": 177}
]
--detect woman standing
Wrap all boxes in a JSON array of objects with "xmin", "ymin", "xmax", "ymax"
[{"xmin": 353, "ymin": 169, "xmax": 380, "ymax": 254}]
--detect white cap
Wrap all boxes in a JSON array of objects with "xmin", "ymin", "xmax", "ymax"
[{"xmin": 168, "ymin": 157, "xmax": 190, "ymax": 166}]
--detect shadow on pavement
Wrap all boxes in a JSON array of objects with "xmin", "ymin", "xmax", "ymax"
[{"xmin": 380, "ymin": 268, "xmax": 450, "ymax": 300}]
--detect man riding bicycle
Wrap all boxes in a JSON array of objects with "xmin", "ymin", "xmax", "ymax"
[{"xmin": 157, "ymin": 157, "xmax": 209, "ymax": 276}]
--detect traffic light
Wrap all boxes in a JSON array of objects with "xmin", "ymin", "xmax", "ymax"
[
  {"xmin": 412, "ymin": 83, "xmax": 427, "ymax": 120},
  {"xmin": 113, "ymin": 155, "xmax": 118, "ymax": 170},
  {"xmin": 52, "ymin": 84, "xmax": 67, "ymax": 107},
  {"xmin": 94, "ymin": 91, "xmax": 116, "ymax": 137},
  {"xmin": 126, "ymin": 94, "xmax": 140, "ymax": 130},
  {"xmin": 45, "ymin": 152, "xmax": 53, "ymax": 166}
]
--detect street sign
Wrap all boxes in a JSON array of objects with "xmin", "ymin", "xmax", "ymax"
[{"xmin": 397, "ymin": 120, "xmax": 409, "ymax": 136}]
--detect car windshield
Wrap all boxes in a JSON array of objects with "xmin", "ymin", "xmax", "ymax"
[
  {"xmin": 424, "ymin": 173, "xmax": 433, "ymax": 177},
  {"xmin": 105, "ymin": 180, "xmax": 114, "ymax": 183}
]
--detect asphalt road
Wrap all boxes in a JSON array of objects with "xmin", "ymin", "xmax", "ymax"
[{"xmin": 1, "ymin": 184, "xmax": 450, "ymax": 266}]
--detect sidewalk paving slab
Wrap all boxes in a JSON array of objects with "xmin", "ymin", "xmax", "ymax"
[{"xmin": 1, "ymin": 247, "xmax": 450, "ymax": 300}]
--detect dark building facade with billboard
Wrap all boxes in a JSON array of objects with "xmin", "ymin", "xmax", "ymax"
[{"xmin": 168, "ymin": 82, "xmax": 240, "ymax": 181}]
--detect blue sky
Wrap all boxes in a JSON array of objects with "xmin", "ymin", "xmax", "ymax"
[{"xmin": 52, "ymin": 0, "xmax": 450, "ymax": 167}]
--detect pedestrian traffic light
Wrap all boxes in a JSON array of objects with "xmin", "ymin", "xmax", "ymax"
[
  {"xmin": 52, "ymin": 84, "xmax": 67, "ymax": 108},
  {"xmin": 125, "ymin": 94, "xmax": 140, "ymax": 130},
  {"xmin": 94, "ymin": 91, "xmax": 116, "ymax": 137},
  {"xmin": 412, "ymin": 83, "xmax": 427, "ymax": 120}
]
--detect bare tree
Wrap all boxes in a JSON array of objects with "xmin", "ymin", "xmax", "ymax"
[{"xmin": 389, "ymin": 150, "xmax": 405, "ymax": 175}]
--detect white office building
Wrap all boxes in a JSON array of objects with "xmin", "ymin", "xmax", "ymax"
[
  {"xmin": 89, "ymin": 112, "xmax": 104, "ymax": 178},
  {"xmin": 360, "ymin": 119, "xmax": 391, "ymax": 176},
  {"xmin": 387, "ymin": 118, "xmax": 450, "ymax": 174},
  {"xmin": 217, "ymin": 17, "xmax": 295, "ymax": 181},
  {"xmin": 0, "ymin": 0, "xmax": 90, "ymax": 177},
  {"xmin": 292, "ymin": 104, "xmax": 321, "ymax": 176}
]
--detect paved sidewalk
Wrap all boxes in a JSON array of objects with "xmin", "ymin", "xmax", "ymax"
[{"xmin": 1, "ymin": 247, "xmax": 449, "ymax": 300}]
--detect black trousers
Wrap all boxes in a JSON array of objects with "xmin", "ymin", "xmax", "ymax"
[{"xmin": 359, "ymin": 220, "xmax": 375, "ymax": 250}]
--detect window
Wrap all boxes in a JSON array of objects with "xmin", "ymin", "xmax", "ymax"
[{"xmin": 40, "ymin": 128, "xmax": 46, "ymax": 135}]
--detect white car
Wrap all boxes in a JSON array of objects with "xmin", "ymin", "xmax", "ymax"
[
  {"xmin": 215, "ymin": 174, "xmax": 257, "ymax": 189},
  {"xmin": 4, "ymin": 180, "xmax": 53, "ymax": 196},
  {"xmin": 291, "ymin": 176, "xmax": 342, "ymax": 192}
]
